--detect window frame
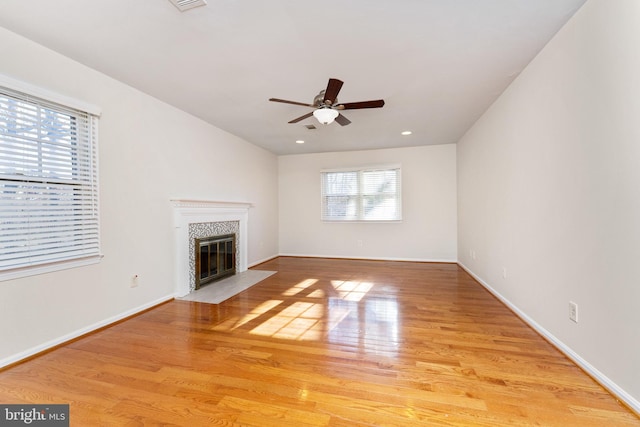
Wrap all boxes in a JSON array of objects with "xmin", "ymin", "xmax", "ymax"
[
  {"xmin": 0, "ymin": 74, "xmax": 101, "ymax": 281},
  {"xmin": 320, "ymin": 164, "xmax": 402, "ymax": 222}
]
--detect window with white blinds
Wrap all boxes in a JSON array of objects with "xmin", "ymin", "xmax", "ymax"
[
  {"xmin": 321, "ymin": 165, "xmax": 401, "ymax": 221},
  {"xmin": 0, "ymin": 85, "xmax": 100, "ymax": 277}
]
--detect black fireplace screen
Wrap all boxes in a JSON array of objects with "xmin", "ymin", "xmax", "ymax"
[{"xmin": 195, "ymin": 233, "xmax": 236, "ymax": 288}]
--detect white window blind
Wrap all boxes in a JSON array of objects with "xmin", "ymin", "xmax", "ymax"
[
  {"xmin": 0, "ymin": 85, "xmax": 100, "ymax": 274},
  {"xmin": 321, "ymin": 165, "xmax": 401, "ymax": 221}
]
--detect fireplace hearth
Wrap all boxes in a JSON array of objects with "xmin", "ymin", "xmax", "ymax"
[{"xmin": 195, "ymin": 234, "xmax": 236, "ymax": 288}]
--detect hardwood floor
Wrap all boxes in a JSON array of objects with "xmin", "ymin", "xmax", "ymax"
[{"xmin": 0, "ymin": 257, "xmax": 638, "ymax": 426}]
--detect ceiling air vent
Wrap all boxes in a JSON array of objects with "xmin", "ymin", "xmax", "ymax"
[
  {"xmin": 169, "ymin": 0, "xmax": 207, "ymax": 12},
  {"xmin": 305, "ymin": 124, "xmax": 317, "ymax": 130}
]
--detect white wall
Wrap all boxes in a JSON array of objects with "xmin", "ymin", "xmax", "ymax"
[
  {"xmin": 0, "ymin": 27, "xmax": 279, "ymax": 365},
  {"xmin": 457, "ymin": 0, "xmax": 640, "ymax": 409},
  {"xmin": 279, "ymin": 145, "xmax": 457, "ymax": 261}
]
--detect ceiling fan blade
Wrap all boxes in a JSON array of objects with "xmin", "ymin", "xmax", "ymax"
[
  {"xmin": 338, "ymin": 99, "xmax": 385, "ymax": 110},
  {"xmin": 269, "ymin": 98, "xmax": 315, "ymax": 108},
  {"xmin": 335, "ymin": 114, "xmax": 351, "ymax": 126},
  {"xmin": 288, "ymin": 111, "xmax": 314, "ymax": 124},
  {"xmin": 322, "ymin": 78, "xmax": 344, "ymax": 105}
]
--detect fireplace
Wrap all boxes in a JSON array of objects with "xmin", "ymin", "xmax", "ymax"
[
  {"xmin": 171, "ymin": 199, "xmax": 250, "ymax": 297},
  {"xmin": 195, "ymin": 234, "xmax": 236, "ymax": 288}
]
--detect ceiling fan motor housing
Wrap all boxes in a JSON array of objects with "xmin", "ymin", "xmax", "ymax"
[{"xmin": 314, "ymin": 90, "xmax": 335, "ymax": 107}]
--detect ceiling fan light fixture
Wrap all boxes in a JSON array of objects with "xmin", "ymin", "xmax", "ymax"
[{"xmin": 313, "ymin": 108, "xmax": 339, "ymax": 125}]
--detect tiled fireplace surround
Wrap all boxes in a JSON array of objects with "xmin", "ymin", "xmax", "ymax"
[{"xmin": 171, "ymin": 200, "xmax": 250, "ymax": 297}]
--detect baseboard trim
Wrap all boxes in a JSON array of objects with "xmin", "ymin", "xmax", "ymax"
[
  {"xmin": 458, "ymin": 262, "xmax": 640, "ymax": 416},
  {"xmin": 248, "ymin": 255, "xmax": 279, "ymax": 268},
  {"xmin": 0, "ymin": 294, "xmax": 175, "ymax": 370},
  {"xmin": 277, "ymin": 253, "xmax": 457, "ymax": 264}
]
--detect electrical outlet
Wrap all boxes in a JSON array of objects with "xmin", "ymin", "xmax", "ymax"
[
  {"xmin": 131, "ymin": 274, "xmax": 139, "ymax": 288},
  {"xmin": 569, "ymin": 301, "xmax": 578, "ymax": 323},
  {"xmin": 357, "ymin": 240, "xmax": 363, "ymax": 248},
  {"xmin": 502, "ymin": 267, "xmax": 507, "ymax": 279}
]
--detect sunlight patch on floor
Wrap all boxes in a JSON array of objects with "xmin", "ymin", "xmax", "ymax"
[
  {"xmin": 331, "ymin": 280, "xmax": 374, "ymax": 302},
  {"xmin": 250, "ymin": 301, "xmax": 324, "ymax": 340},
  {"xmin": 215, "ymin": 277, "xmax": 396, "ymax": 344},
  {"xmin": 213, "ymin": 299, "xmax": 284, "ymax": 332},
  {"xmin": 282, "ymin": 278, "xmax": 318, "ymax": 296}
]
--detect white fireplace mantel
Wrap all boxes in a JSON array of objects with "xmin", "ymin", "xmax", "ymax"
[{"xmin": 171, "ymin": 199, "xmax": 251, "ymax": 297}]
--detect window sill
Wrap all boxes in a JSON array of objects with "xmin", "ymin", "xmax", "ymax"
[{"xmin": 0, "ymin": 255, "xmax": 103, "ymax": 282}]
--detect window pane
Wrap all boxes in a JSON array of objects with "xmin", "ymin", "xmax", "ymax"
[
  {"xmin": 321, "ymin": 166, "xmax": 401, "ymax": 221},
  {"xmin": 0, "ymin": 85, "xmax": 99, "ymax": 274},
  {"xmin": 324, "ymin": 171, "xmax": 357, "ymax": 194},
  {"xmin": 362, "ymin": 194, "xmax": 398, "ymax": 220},
  {"xmin": 323, "ymin": 195, "xmax": 358, "ymax": 220},
  {"xmin": 362, "ymin": 169, "xmax": 398, "ymax": 194}
]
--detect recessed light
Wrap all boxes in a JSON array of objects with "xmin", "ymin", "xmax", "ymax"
[
  {"xmin": 295, "ymin": 140, "xmax": 305, "ymax": 144},
  {"xmin": 401, "ymin": 131, "xmax": 412, "ymax": 136}
]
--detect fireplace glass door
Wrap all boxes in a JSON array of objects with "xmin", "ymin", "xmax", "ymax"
[{"xmin": 195, "ymin": 234, "xmax": 236, "ymax": 288}]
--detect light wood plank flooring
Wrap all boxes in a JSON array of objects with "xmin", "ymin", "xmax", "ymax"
[{"xmin": 0, "ymin": 257, "xmax": 638, "ymax": 426}]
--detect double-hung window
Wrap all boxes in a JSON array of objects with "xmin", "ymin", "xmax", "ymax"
[
  {"xmin": 0, "ymin": 80, "xmax": 100, "ymax": 279},
  {"xmin": 321, "ymin": 165, "xmax": 401, "ymax": 221}
]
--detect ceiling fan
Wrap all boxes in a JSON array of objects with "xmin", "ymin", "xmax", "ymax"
[{"xmin": 269, "ymin": 78, "xmax": 385, "ymax": 126}]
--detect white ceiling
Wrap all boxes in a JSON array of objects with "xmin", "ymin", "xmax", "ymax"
[{"xmin": 0, "ymin": 0, "xmax": 586, "ymax": 155}]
